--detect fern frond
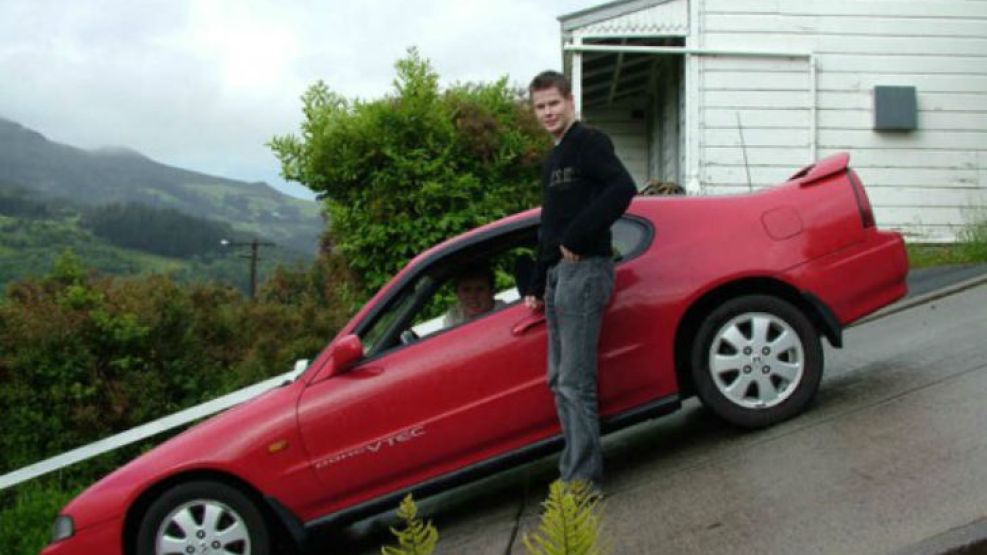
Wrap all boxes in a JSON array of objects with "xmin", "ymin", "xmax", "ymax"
[
  {"xmin": 523, "ymin": 480, "xmax": 606, "ymax": 555},
  {"xmin": 381, "ymin": 494, "xmax": 439, "ymax": 555}
]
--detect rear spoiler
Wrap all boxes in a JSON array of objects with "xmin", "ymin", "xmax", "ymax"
[{"xmin": 788, "ymin": 152, "xmax": 850, "ymax": 186}]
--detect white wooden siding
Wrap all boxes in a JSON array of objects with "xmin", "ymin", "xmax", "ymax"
[
  {"xmin": 584, "ymin": 101, "xmax": 650, "ymax": 187},
  {"xmin": 699, "ymin": 54, "xmax": 812, "ymax": 192},
  {"xmin": 652, "ymin": 56, "xmax": 683, "ymax": 186},
  {"xmin": 699, "ymin": 0, "xmax": 987, "ymax": 241}
]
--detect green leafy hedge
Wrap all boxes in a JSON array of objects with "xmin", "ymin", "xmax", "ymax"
[{"xmin": 0, "ymin": 250, "xmax": 353, "ymax": 476}]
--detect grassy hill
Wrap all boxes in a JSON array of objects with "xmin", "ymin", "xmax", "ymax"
[
  {"xmin": 0, "ymin": 117, "xmax": 323, "ymax": 255},
  {"xmin": 0, "ymin": 187, "xmax": 299, "ymax": 293}
]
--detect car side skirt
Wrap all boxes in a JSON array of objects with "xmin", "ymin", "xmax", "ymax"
[{"xmin": 297, "ymin": 394, "xmax": 681, "ymax": 532}]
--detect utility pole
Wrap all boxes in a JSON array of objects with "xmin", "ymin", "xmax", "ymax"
[{"xmin": 220, "ymin": 238, "xmax": 275, "ymax": 299}]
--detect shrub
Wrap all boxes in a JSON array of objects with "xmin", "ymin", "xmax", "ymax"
[
  {"xmin": 271, "ymin": 48, "xmax": 548, "ymax": 299},
  {"xmin": 0, "ymin": 480, "xmax": 82, "ymax": 555},
  {"xmin": 0, "ymin": 250, "xmax": 345, "ymax": 477}
]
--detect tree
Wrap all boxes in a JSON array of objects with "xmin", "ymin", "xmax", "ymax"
[
  {"xmin": 80, "ymin": 203, "xmax": 238, "ymax": 258},
  {"xmin": 270, "ymin": 48, "xmax": 549, "ymax": 297}
]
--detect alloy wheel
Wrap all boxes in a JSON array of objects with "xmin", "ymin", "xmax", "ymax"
[
  {"xmin": 155, "ymin": 499, "xmax": 251, "ymax": 555},
  {"xmin": 707, "ymin": 311, "xmax": 805, "ymax": 410}
]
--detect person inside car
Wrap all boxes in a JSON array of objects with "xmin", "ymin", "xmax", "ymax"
[{"xmin": 443, "ymin": 263, "xmax": 506, "ymax": 327}]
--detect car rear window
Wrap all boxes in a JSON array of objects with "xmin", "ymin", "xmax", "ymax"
[{"xmin": 612, "ymin": 217, "xmax": 651, "ymax": 261}]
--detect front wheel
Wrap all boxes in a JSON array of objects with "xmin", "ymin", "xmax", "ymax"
[
  {"xmin": 136, "ymin": 480, "xmax": 270, "ymax": 555},
  {"xmin": 690, "ymin": 295, "xmax": 823, "ymax": 429}
]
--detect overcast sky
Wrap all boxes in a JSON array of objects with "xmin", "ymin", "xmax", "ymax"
[{"xmin": 0, "ymin": 0, "xmax": 594, "ymax": 199}]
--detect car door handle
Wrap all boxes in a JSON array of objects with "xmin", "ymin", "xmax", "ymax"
[{"xmin": 512, "ymin": 315, "xmax": 546, "ymax": 336}]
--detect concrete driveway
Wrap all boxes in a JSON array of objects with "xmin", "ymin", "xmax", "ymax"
[{"xmin": 326, "ymin": 276, "xmax": 987, "ymax": 555}]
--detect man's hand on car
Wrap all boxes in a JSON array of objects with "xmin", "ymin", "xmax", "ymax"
[{"xmin": 524, "ymin": 295, "xmax": 544, "ymax": 310}]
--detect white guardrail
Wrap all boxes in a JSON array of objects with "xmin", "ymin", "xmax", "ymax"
[{"xmin": 0, "ymin": 360, "xmax": 309, "ymax": 492}]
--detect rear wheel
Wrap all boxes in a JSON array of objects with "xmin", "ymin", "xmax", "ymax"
[
  {"xmin": 136, "ymin": 480, "xmax": 270, "ymax": 555},
  {"xmin": 690, "ymin": 295, "xmax": 823, "ymax": 428}
]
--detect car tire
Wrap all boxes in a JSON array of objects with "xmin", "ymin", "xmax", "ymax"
[
  {"xmin": 136, "ymin": 480, "xmax": 270, "ymax": 555},
  {"xmin": 690, "ymin": 295, "xmax": 823, "ymax": 429}
]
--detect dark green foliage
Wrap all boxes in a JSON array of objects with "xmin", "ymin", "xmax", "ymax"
[
  {"xmin": 0, "ymin": 215, "xmax": 148, "ymax": 286},
  {"xmin": 80, "ymin": 202, "xmax": 238, "ymax": 258},
  {"xmin": 271, "ymin": 48, "xmax": 549, "ymax": 297},
  {"xmin": 0, "ymin": 251, "xmax": 348, "ymax": 476},
  {"xmin": 0, "ymin": 184, "xmax": 58, "ymax": 219},
  {"xmin": 0, "ymin": 479, "xmax": 83, "ymax": 555},
  {"xmin": 0, "ymin": 187, "xmax": 302, "ymax": 295}
]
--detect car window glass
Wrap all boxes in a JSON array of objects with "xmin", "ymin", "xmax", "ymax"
[
  {"xmin": 359, "ymin": 220, "xmax": 643, "ymax": 357},
  {"xmin": 360, "ymin": 230, "xmax": 538, "ymax": 356},
  {"xmin": 410, "ymin": 283, "xmax": 521, "ymax": 338},
  {"xmin": 361, "ymin": 275, "xmax": 434, "ymax": 354},
  {"xmin": 612, "ymin": 218, "xmax": 648, "ymax": 261}
]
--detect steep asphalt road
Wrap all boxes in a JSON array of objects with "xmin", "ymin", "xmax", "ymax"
[{"xmin": 326, "ymin": 281, "xmax": 987, "ymax": 554}]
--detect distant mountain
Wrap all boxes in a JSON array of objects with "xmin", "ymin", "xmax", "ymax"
[{"xmin": 0, "ymin": 117, "xmax": 322, "ymax": 254}]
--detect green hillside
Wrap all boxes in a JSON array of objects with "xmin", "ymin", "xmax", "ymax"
[
  {"xmin": 0, "ymin": 117, "xmax": 323, "ymax": 254},
  {"xmin": 0, "ymin": 187, "xmax": 297, "ymax": 293}
]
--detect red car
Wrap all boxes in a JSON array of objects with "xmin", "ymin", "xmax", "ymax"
[{"xmin": 44, "ymin": 153, "xmax": 907, "ymax": 555}]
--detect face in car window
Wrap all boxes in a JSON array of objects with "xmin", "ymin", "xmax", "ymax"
[
  {"xmin": 443, "ymin": 263, "xmax": 499, "ymax": 328},
  {"xmin": 457, "ymin": 276, "xmax": 495, "ymax": 316}
]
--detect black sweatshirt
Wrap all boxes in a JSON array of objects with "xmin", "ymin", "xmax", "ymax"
[{"xmin": 530, "ymin": 121, "xmax": 637, "ymax": 298}]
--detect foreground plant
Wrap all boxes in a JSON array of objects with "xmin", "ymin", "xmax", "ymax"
[
  {"xmin": 524, "ymin": 480, "xmax": 606, "ymax": 555},
  {"xmin": 380, "ymin": 494, "xmax": 439, "ymax": 555}
]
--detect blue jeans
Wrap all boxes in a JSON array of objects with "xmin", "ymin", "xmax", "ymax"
[{"xmin": 545, "ymin": 256, "xmax": 615, "ymax": 487}]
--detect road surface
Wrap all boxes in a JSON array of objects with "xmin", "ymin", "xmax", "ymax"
[{"xmin": 325, "ymin": 280, "xmax": 987, "ymax": 555}]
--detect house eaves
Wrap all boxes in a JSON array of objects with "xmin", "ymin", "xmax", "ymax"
[{"xmin": 559, "ymin": 0, "xmax": 681, "ymax": 34}]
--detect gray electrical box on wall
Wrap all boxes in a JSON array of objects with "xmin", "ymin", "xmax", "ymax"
[{"xmin": 874, "ymin": 86, "xmax": 917, "ymax": 131}]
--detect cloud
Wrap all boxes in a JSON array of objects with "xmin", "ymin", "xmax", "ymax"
[{"xmin": 0, "ymin": 0, "xmax": 589, "ymax": 199}]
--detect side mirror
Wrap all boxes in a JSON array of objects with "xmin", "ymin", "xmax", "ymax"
[{"xmin": 325, "ymin": 334, "xmax": 364, "ymax": 378}]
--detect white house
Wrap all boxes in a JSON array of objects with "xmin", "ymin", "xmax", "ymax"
[{"xmin": 558, "ymin": 0, "xmax": 987, "ymax": 242}]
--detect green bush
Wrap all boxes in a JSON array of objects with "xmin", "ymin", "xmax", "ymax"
[
  {"xmin": 0, "ymin": 250, "xmax": 348, "ymax": 477},
  {"xmin": 0, "ymin": 480, "xmax": 82, "ymax": 555},
  {"xmin": 80, "ymin": 202, "xmax": 238, "ymax": 258},
  {"xmin": 271, "ymin": 48, "xmax": 548, "ymax": 300}
]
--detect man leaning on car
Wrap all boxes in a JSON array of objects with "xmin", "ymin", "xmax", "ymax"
[{"xmin": 524, "ymin": 70, "xmax": 637, "ymax": 493}]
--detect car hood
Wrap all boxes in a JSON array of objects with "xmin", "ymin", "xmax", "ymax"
[{"xmin": 60, "ymin": 378, "xmax": 306, "ymax": 531}]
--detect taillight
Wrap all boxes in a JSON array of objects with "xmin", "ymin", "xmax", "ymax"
[{"xmin": 847, "ymin": 170, "xmax": 876, "ymax": 228}]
